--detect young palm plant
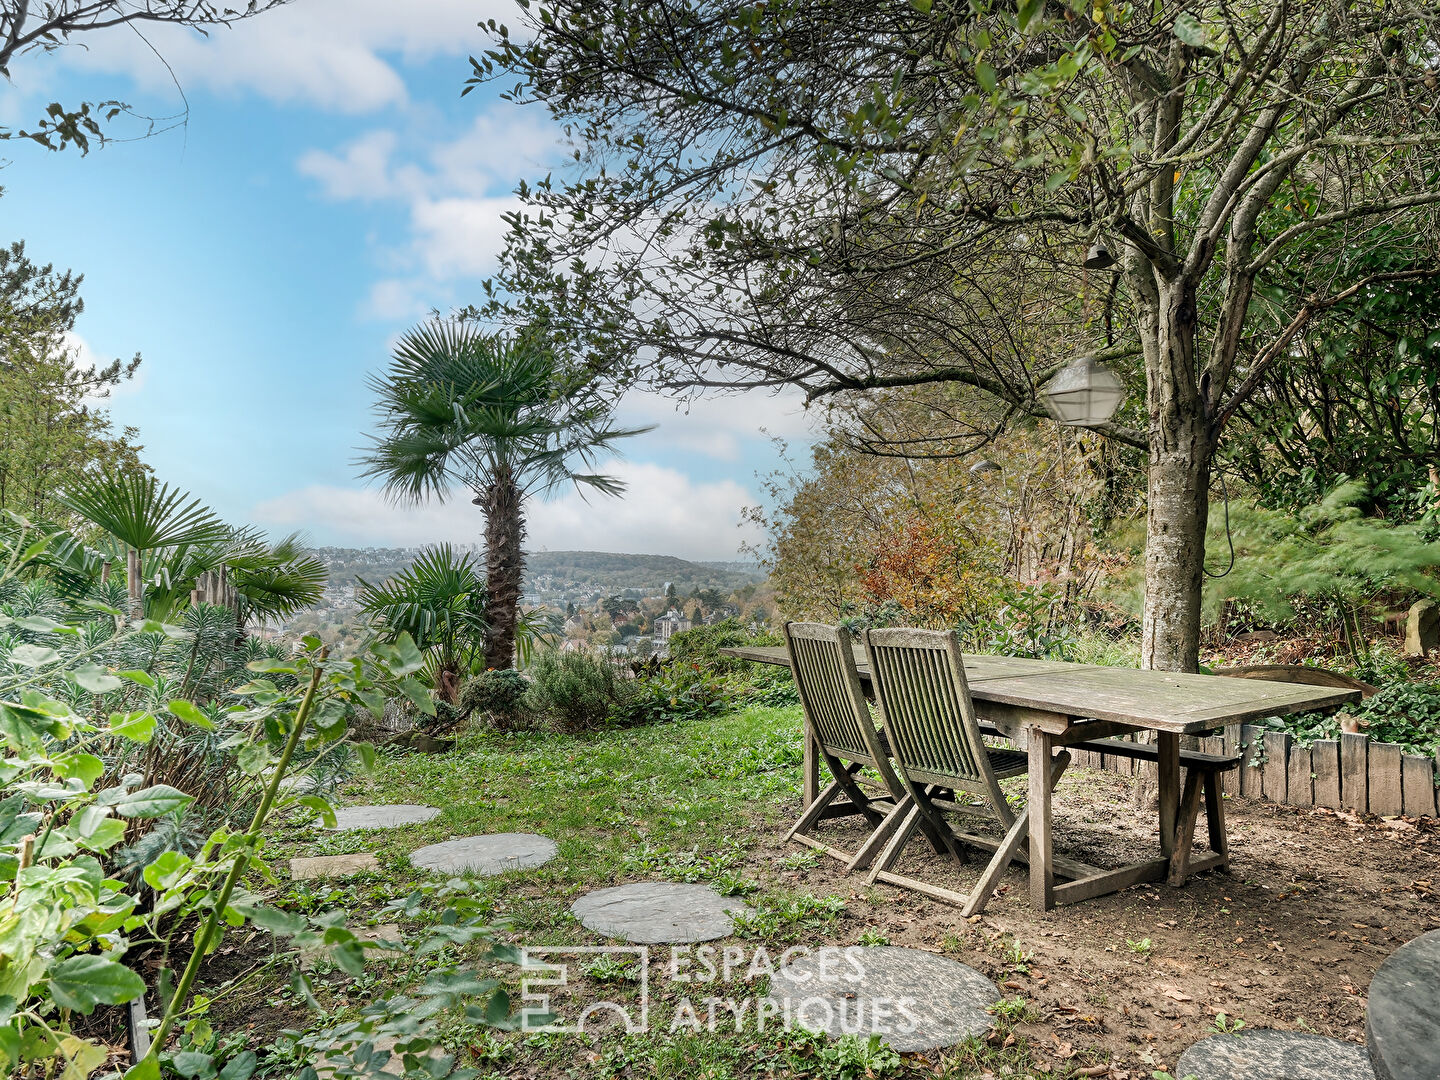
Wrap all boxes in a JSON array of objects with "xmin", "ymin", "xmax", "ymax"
[
  {"xmin": 57, "ymin": 471, "xmax": 229, "ymax": 613},
  {"xmin": 356, "ymin": 543, "xmax": 489, "ymax": 701},
  {"xmin": 360, "ymin": 321, "xmax": 648, "ymax": 668}
]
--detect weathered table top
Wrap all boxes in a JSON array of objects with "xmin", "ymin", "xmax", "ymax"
[{"xmin": 721, "ymin": 646, "xmax": 1359, "ymax": 734}]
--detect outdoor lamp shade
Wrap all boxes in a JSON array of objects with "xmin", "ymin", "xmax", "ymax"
[{"xmin": 1042, "ymin": 356, "xmax": 1127, "ymax": 427}]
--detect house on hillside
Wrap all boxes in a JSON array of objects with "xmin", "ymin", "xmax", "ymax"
[{"xmin": 653, "ymin": 608, "xmax": 692, "ymax": 645}]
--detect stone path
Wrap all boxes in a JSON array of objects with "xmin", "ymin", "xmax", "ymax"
[
  {"xmin": 327, "ymin": 804, "xmax": 440, "ymax": 830},
  {"xmin": 765, "ymin": 945, "xmax": 998, "ymax": 1053},
  {"xmin": 290, "ymin": 853, "xmax": 379, "ymax": 880},
  {"xmin": 410, "ymin": 833, "xmax": 557, "ymax": 876},
  {"xmin": 572, "ymin": 882, "xmax": 751, "ymax": 944},
  {"xmin": 1175, "ymin": 1030, "xmax": 1376, "ymax": 1080},
  {"xmin": 1366, "ymin": 928, "xmax": 1440, "ymax": 1080}
]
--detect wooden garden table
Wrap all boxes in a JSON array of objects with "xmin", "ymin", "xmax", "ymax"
[{"xmin": 721, "ymin": 646, "xmax": 1360, "ymax": 910}]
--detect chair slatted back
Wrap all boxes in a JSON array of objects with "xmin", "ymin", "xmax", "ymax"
[
  {"xmin": 784, "ymin": 622, "xmax": 888, "ymax": 769},
  {"xmin": 863, "ymin": 627, "xmax": 994, "ymax": 789}
]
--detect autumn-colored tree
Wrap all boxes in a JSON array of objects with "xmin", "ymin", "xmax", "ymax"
[
  {"xmin": 747, "ymin": 422, "xmax": 1108, "ymax": 622},
  {"xmin": 858, "ymin": 515, "xmax": 1001, "ymax": 628}
]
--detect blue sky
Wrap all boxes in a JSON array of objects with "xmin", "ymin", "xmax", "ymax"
[{"xmin": 0, "ymin": 1, "xmax": 816, "ymax": 561}]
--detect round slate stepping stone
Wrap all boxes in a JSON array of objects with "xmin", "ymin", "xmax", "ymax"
[
  {"xmin": 1367, "ymin": 928, "xmax": 1440, "ymax": 1080},
  {"xmin": 765, "ymin": 945, "xmax": 998, "ymax": 1053},
  {"xmin": 572, "ymin": 882, "xmax": 751, "ymax": 944},
  {"xmin": 1176, "ymin": 1030, "xmax": 1375, "ymax": 1080},
  {"xmin": 410, "ymin": 833, "xmax": 557, "ymax": 876},
  {"xmin": 327, "ymin": 804, "xmax": 440, "ymax": 830}
]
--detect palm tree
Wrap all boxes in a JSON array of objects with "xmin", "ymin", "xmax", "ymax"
[
  {"xmin": 360, "ymin": 321, "xmax": 648, "ymax": 669},
  {"xmin": 58, "ymin": 472, "xmax": 229, "ymax": 614},
  {"xmin": 356, "ymin": 544, "xmax": 489, "ymax": 702}
]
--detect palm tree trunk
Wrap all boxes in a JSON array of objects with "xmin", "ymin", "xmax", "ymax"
[{"xmin": 482, "ymin": 467, "xmax": 525, "ymax": 670}]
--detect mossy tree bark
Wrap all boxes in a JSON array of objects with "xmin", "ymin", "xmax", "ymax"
[{"xmin": 481, "ymin": 466, "xmax": 525, "ymax": 670}]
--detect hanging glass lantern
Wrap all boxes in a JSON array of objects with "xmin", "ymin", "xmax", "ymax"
[{"xmin": 1042, "ymin": 356, "xmax": 1127, "ymax": 427}]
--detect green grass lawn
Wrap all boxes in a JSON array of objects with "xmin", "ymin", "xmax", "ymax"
[{"xmin": 212, "ymin": 705, "xmax": 1087, "ymax": 1078}]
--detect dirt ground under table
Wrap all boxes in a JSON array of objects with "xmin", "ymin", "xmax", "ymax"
[{"xmin": 764, "ymin": 766, "xmax": 1439, "ymax": 1077}]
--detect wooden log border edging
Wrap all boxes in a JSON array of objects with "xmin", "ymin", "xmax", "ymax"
[{"xmin": 1088, "ymin": 729, "xmax": 1439, "ymax": 818}]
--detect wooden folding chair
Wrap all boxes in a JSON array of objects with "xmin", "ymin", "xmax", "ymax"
[
  {"xmin": 862, "ymin": 627, "xmax": 1071, "ymax": 915},
  {"xmin": 783, "ymin": 621, "xmax": 909, "ymax": 871}
]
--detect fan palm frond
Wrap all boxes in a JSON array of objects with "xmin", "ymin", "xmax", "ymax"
[{"xmin": 58, "ymin": 472, "xmax": 229, "ymax": 553}]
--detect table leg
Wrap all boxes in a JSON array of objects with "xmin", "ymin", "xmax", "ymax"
[
  {"xmin": 803, "ymin": 732, "xmax": 820, "ymax": 809},
  {"xmin": 1157, "ymin": 732, "xmax": 1180, "ymax": 857},
  {"xmin": 1027, "ymin": 727, "xmax": 1054, "ymax": 911}
]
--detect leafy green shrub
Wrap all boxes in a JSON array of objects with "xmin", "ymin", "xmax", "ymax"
[
  {"xmin": 668, "ymin": 617, "xmax": 801, "ymax": 705},
  {"xmin": 459, "ymin": 668, "xmax": 530, "ymax": 728},
  {"xmin": 1275, "ymin": 680, "xmax": 1440, "ymax": 754},
  {"xmin": 1354, "ymin": 681, "xmax": 1440, "ymax": 753},
  {"xmin": 523, "ymin": 650, "xmax": 635, "ymax": 730},
  {"xmin": 628, "ymin": 661, "xmax": 735, "ymax": 724},
  {"xmin": 668, "ymin": 618, "xmax": 781, "ymax": 674}
]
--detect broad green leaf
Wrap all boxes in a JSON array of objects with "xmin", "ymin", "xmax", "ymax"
[
  {"xmin": 234, "ymin": 904, "xmax": 306, "ymax": 936},
  {"xmin": 142, "ymin": 852, "xmax": 191, "ymax": 892},
  {"xmin": 390, "ymin": 632, "xmax": 426, "ymax": 676},
  {"xmin": 124, "ymin": 1056, "xmax": 163, "ymax": 1080},
  {"xmin": 236, "ymin": 743, "xmax": 269, "ymax": 776},
  {"xmin": 312, "ymin": 699, "xmax": 348, "ymax": 739},
  {"xmin": 76, "ymin": 817, "xmax": 128, "ymax": 852},
  {"xmin": 329, "ymin": 938, "xmax": 367, "ymax": 977},
  {"xmin": 48, "ymin": 955, "xmax": 146, "ymax": 1013},
  {"xmin": 14, "ymin": 615, "xmax": 62, "ymax": 633},
  {"xmin": 72, "ymin": 666, "xmax": 123, "ymax": 695},
  {"xmin": 172, "ymin": 1050, "xmax": 216, "ymax": 1079},
  {"xmin": 54, "ymin": 753, "xmax": 104, "ymax": 789},
  {"xmin": 1017, "ymin": 0, "xmax": 1044, "ymax": 33},
  {"xmin": 117, "ymin": 669, "xmax": 156, "ymax": 690},
  {"xmin": 219, "ymin": 1051, "xmax": 258, "ymax": 1080},
  {"xmin": 976, "ymin": 62, "xmax": 997, "ymax": 93},
  {"xmin": 296, "ymin": 795, "xmax": 336, "ymax": 828},
  {"xmin": 56, "ymin": 1035, "xmax": 108, "ymax": 1080},
  {"xmin": 9, "ymin": 643, "xmax": 59, "ymax": 668},
  {"xmin": 110, "ymin": 785, "xmax": 193, "ymax": 819},
  {"xmin": 167, "ymin": 699, "xmax": 216, "ymax": 731},
  {"xmin": 1173, "ymin": 12, "xmax": 1211, "ymax": 47},
  {"xmin": 109, "ymin": 711, "xmax": 156, "ymax": 743},
  {"xmin": 397, "ymin": 677, "xmax": 436, "ymax": 717},
  {"xmin": 353, "ymin": 741, "xmax": 377, "ymax": 776},
  {"xmin": 246, "ymin": 657, "xmax": 299, "ymax": 674}
]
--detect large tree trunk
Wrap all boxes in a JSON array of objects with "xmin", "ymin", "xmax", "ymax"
[
  {"xmin": 481, "ymin": 467, "xmax": 525, "ymax": 670},
  {"xmin": 1129, "ymin": 277, "xmax": 1216, "ymax": 810},
  {"xmin": 1138, "ymin": 279, "xmax": 1214, "ymax": 674}
]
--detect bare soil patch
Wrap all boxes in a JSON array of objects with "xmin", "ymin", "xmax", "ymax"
[{"xmin": 749, "ymin": 766, "xmax": 1438, "ymax": 1077}]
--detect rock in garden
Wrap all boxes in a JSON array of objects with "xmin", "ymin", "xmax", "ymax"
[
  {"xmin": 1175, "ymin": 1030, "xmax": 1375, "ymax": 1080},
  {"xmin": 1404, "ymin": 598, "xmax": 1439, "ymax": 658},
  {"xmin": 289, "ymin": 853, "xmax": 379, "ymax": 880},
  {"xmin": 327, "ymin": 804, "xmax": 440, "ymax": 830},
  {"xmin": 1366, "ymin": 928, "xmax": 1440, "ymax": 1080},
  {"xmin": 409, "ymin": 833, "xmax": 557, "ymax": 876},
  {"xmin": 765, "ymin": 945, "xmax": 998, "ymax": 1053},
  {"xmin": 572, "ymin": 882, "xmax": 751, "ymax": 944}
]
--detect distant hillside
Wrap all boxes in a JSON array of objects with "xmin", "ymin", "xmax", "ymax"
[
  {"xmin": 526, "ymin": 551, "xmax": 764, "ymax": 592},
  {"xmin": 309, "ymin": 547, "xmax": 764, "ymax": 595}
]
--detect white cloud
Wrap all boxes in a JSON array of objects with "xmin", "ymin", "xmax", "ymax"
[
  {"xmin": 251, "ymin": 462, "xmax": 762, "ymax": 560},
  {"xmin": 298, "ymin": 106, "xmax": 558, "ymax": 312},
  {"xmin": 67, "ymin": 332, "xmax": 145, "ymax": 403},
  {"xmin": 33, "ymin": 0, "xmax": 520, "ymax": 114},
  {"xmin": 411, "ymin": 195, "xmax": 523, "ymax": 278},
  {"xmin": 365, "ymin": 278, "xmax": 433, "ymax": 322},
  {"xmin": 619, "ymin": 388, "xmax": 820, "ymax": 462}
]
